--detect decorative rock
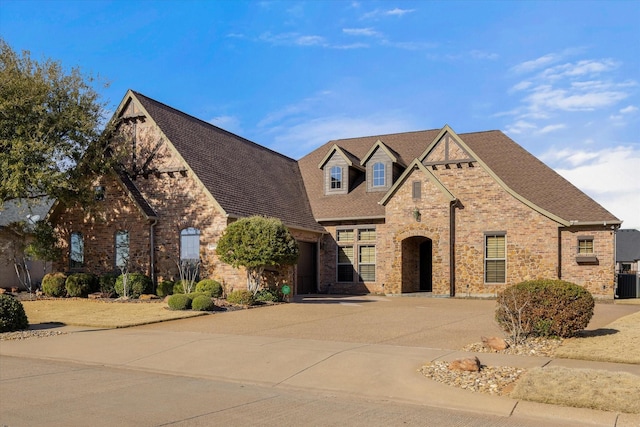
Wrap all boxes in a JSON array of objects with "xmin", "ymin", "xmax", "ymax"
[
  {"xmin": 482, "ymin": 336, "xmax": 509, "ymax": 351},
  {"xmin": 0, "ymin": 288, "xmax": 6, "ymax": 294},
  {"xmin": 449, "ymin": 356, "xmax": 481, "ymax": 372}
]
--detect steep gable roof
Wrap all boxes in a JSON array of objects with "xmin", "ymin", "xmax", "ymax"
[
  {"xmin": 318, "ymin": 144, "xmax": 365, "ymax": 171},
  {"xmin": 128, "ymin": 91, "xmax": 322, "ymax": 232},
  {"xmin": 298, "ymin": 128, "xmax": 620, "ymax": 225}
]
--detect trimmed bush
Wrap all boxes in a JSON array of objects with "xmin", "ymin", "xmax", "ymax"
[
  {"xmin": 195, "ymin": 279, "xmax": 223, "ymax": 298},
  {"xmin": 192, "ymin": 295, "xmax": 215, "ymax": 311},
  {"xmin": 167, "ymin": 293, "xmax": 192, "ymax": 310},
  {"xmin": 65, "ymin": 273, "xmax": 97, "ymax": 297},
  {"xmin": 115, "ymin": 273, "xmax": 153, "ymax": 299},
  {"xmin": 42, "ymin": 272, "xmax": 67, "ymax": 297},
  {"xmin": 226, "ymin": 289, "xmax": 255, "ymax": 306},
  {"xmin": 99, "ymin": 274, "xmax": 118, "ymax": 297},
  {"xmin": 255, "ymin": 288, "xmax": 280, "ymax": 303},
  {"xmin": 156, "ymin": 280, "xmax": 174, "ymax": 298},
  {"xmin": 496, "ymin": 279, "xmax": 595, "ymax": 341},
  {"xmin": 0, "ymin": 294, "xmax": 29, "ymax": 332}
]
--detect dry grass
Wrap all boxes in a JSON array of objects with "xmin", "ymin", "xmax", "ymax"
[
  {"xmin": 511, "ymin": 366, "xmax": 640, "ymax": 413},
  {"xmin": 22, "ymin": 299, "xmax": 206, "ymax": 328},
  {"xmin": 555, "ymin": 311, "xmax": 640, "ymax": 364}
]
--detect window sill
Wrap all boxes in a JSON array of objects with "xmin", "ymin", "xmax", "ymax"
[{"xmin": 576, "ymin": 255, "xmax": 598, "ymax": 264}]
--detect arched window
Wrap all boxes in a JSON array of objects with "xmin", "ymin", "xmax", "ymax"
[
  {"xmin": 70, "ymin": 232, "xmax": 84, "ymax": 269},
  {"xmin": 372, "ymin": 162, "xmax": 385, "ymax": 187},
  {"xmin": 115, "ymin": 230, "xmax": 130, "ymax": 269},
  {"xmin": 330, "ymin": 166, "xmax": 342, "ymax": 189},
  {"xmin": 180, "ymin": 227, "xmax": 201, "ymax": 261}
]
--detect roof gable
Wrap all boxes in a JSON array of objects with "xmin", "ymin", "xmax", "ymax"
[
  {"xmin": 380, "ymin": 159, "xmax": 455, "ymax": 206},
  {"xmin": 361, "ymin": 140, "xmax": 402, "ymax": 166},
  {"xmin": 318, "ymin": 144, "xmax": 365, "ymax": 171}
]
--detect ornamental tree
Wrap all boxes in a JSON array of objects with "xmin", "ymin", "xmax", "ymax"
[
  {"xmin": 216, "ymin": 216, "xmax": 299, "ymax": 295},
  {"xmin": 0, "ymin": 38, "xmax": 110, "ymax": 205}
]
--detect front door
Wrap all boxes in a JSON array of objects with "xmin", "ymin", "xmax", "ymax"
[
  {"xmin": 296, "ymin": 241, "xmax": 317, "ymax": 294},
  {"xmin": 419, "ymin": 240, "xmax": 432, "ymax": 292}
]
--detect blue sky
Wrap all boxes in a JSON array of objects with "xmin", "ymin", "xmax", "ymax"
[{"xmin": 2, "ymin": 0, "xmax": 639, "ymax": 228}]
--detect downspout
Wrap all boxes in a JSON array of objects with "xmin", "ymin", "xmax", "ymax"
[
  {"xmin": 149, "ymin": 218, "xmax": 157, "ymax": 286},
  {"xmin": 449, "ymin": 199, "xmax": 458, "ymax": 297},
  {"xmin": 557, "ymin": 227, "xmax": 562, "ymax": 280}
]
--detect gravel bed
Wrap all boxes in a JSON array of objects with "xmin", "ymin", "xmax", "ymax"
[
  {"xmin": 420, "ymin": 337, "xmax": 562, "ymax": 396},
  {"xmin": 0, "ymin": 329, "xmax": 66, "ymax": 341}
]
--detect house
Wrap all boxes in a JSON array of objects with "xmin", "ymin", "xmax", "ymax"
[
  {"xmin": 0, "ymin": 197, "xmax": 54, "ymax": 289},
  {"xmin": 49, "ymin": 90, "xmax": 621, "ymax": 298}
]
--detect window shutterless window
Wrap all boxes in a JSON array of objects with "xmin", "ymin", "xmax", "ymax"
[
  {"xmin": 337, "ymin": 245, "xmax": 354, "ymax": 282},
  {"xmin": 358, "ymin": 245, "xmax": 375, "ymax": 281},
  {"xmin": 330, "ymin": 166, "xmax": 342, "ymax": 189},
  {"xmin": 372, "ymin": 162, "xmax": 385, "ymax": 187},
  {"xmin": 70, "ymin": 232, "xmax": 84, "ymax": 269},
  {"xmin": 485, "ymin": 233, "xmax": 506, "ymax": 283},
  {"xmin": 180, "ymin": 227, "xmax": 201, "ymax": 261},
  {"xmin": 412, "ymin": 181, "xmax": 421, "ymax": 199},
  {"xmin": 336, "ymin": 227, "xmax": 376, "ymax": 283},
  {"xmin": 578, "ymin": 237, "xmax": 594, "ymax": 254},
  {"xmin": 115, "ymin": 230, "xmax": 130, "ymax": 269}
]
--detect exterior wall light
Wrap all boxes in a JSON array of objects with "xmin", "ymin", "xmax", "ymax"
[{"xmin": 413, "ymin": 207, "xmax": 421, "ymax": 222}]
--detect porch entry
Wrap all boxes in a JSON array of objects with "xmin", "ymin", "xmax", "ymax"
[
  {"xmin": 401, "ymin": 236, "xmax": 433, "ymax": 293},
  {"xmin": 296, "ymin": 241, "xmax": 317, "ymax": 294}
]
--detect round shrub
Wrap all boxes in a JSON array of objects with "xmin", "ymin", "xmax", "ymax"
[
  {"xmin": 156, "ymin": 280, "xmax": 174, "ymax": 298},
  {"xmin": 114, "ymin": 273, "xmax": 153, "ymax": 299},
  {"xmin": 226, "ymin": 289, "xmax": 255, "ymax": 306},
  {"xmin": 42, "ymin": 272, "xmax": 67, "ymax": 297},
  {"xmin": 167, "ymin": 293, "xmax": 192, "ymax": 310},
  {"xmin": 195, "ymin": 279, "xmax": 223, "ymax": 298},
  {"xmin": 99, "ymin": 274, "xmax": 118, "ymax": 297},
  {"xmin": 191, "ymin": 295, "xmax": 215, "ymax": 311},
  {"xmin": 0, "ymin": 294, "xmax": 29, "ymax": 332},
  {"xmin": 496, "ymin": 279, "xmax": 595, "ymax": 340},
  {"xmin": 255, "ymin": 289, "xmax": 280, "ymax": 302},
  {"xmin": 65, "ymin": 273, "xmax": 97, "ymax": 297}
]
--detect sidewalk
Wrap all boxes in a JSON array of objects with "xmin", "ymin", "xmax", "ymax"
[{"xmin": 1, "ymin": 322, "xmax": 639, "ymax": 427}]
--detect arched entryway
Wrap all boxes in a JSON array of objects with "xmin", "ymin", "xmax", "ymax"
[{"xmin": 401, "ymin": 236, "xmax": 433, "ymax": 293}]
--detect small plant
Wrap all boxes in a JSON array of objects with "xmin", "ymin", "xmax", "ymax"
[
  {"xmin": 0, "ymin": 294, "xmax": 29, "ymax": 332},
  {"xmin": 195, "ymin": 279, "xmax": 223, "ymax": 298},
  {"xmin": 226, "ymin": 289, "xmax": 255, "ymax": 306},
  {"xmin": 42, "ymin": 272, "xmax": 67, "ymax": 297},
  {"xmin": 115, "ymin": 273, "xmax": 152, "ymax": 299},
  {"xmin": 99, "ymin": 274, "xmax": 118, "ymax": 297},
  {"xmin": 173, "ymin": 280, "xmax": 187, "ymax": 294},
  {"xmin": 167, "ymin": 293, "xmax": 192, "ymax": 310},
  {"xmin": 65, "ymin": 273, "xmax": 97, "ymax": 297},
  {"xmin": 156, "ymin": 280, "xmax": 174, "ymax": 297},
  {"xmin": 496, "ymin": 279, "xmax": 595, "ymax": 343},
  {"xmin": 191, "ymin": 295, "xmax": 215, "ymax": 311},
  {"xmin": 255, "ymin": 288, "xmax": 280, "ymax": 302}
]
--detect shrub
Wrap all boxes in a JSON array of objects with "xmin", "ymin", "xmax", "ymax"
[
  {"xmin": 195, "ymin": 279, "xmax": 223, "ymax": 298},
  {"xmin": 191, "ymin": 295, "xmax": 215, "ymax": 311},
  {"xmin": 496, "ymin": 279, "xmax": 595, "ymax": 342},
  {"xmin": 172, "ymin": 280, "xmax": 197, "ymax": 294},
  {"xmin": 226, "ymin": 289, "xmax": 255, "ymax": 306},
  {"xmin": 255, "ymin": 288, "xmax": 280, "ymax": 302},
  {"xmin": 156, "ymin": 280, "xmax": 174, "ymax": 298},
  {"xmin": 99, "ymin": 274, "xmax": 118, "ymax": 297},
  {"xmin": 115, "ymin": 273, "xmax": 153, "ymax": 299},
  {"xmin": 167, "ymin": 293, "xmax": 192, "ymax": 310},
  {"xmin": 0, "ymin": 294, "xmax": 29, "ymax": 332},
  {"xmin": 42, "ymin": 272, "xmax": 67, "ymax": 297},
  {"xmin": 65, "ymin": 273, "xmax": 97, "ymax": 297}
]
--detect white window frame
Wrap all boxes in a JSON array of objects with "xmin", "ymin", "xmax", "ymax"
[
  {"xmin": 372, "ymin": 162, "xmax": 385, "ymax": 187},
  {"xmin": 484, "ymin": 232, "xmax": 506, "ymax": 284}
]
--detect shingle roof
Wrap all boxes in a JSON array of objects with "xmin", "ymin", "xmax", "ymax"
[
  {"xmin": 0, "ymin": 198, "xmax": 54, "ymax": 229},
  {"xmin": 132, "ymin": 92, "xmax": 322, "ymax": 232},
  {"xmin": 298, "ymin": 129, "xmax": 620, "ymax": 224},
  {"xmin": 616, "ymin": 229, "xmax": 640, "ymax": 262}
]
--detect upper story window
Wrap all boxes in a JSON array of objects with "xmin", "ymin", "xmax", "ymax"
[
  {"xmin": 70, "ymin": 232, "xmax": 84, "ymax": 269},
  {"xmin": 330, "ymin": 166, "xmax": 342, "ymax": 190},
  {"xmin": 372, "ymin": 162, "xmax": 385, "ymax": 187},
  {"xmin": 115, "ymin": 230, "xmax": 130, "ymax": 269},
  {"xmin": 180, "ymin": 227, "xmax": 201, "ymax": 261}
]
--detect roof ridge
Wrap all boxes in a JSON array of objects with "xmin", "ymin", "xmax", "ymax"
[{"xmin": 131, "ymin": 90, "xmax": 297, "ymax": 163}]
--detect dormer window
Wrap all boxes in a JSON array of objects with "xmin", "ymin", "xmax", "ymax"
[
  {"xmin": 373, "ymin": 163, "xmax": 385, "ymax": 187},
  {"xmin": 330, "ymin": 166, "xmax": 342, "ymax": 189}
]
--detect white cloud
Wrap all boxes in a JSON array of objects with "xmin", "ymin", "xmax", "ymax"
[
  {"xmin": 504, "ymin": 120, "xmax": 536, "ymax": 134},
  {"xmin": 620, "ymin": 105, "xmax": 638, "ymax": 114},
  {"xmin": 470, "ymin": 50, "xmax": 499, "ymax": 60},
  {"xmin": 258, "ymin": 32, "xmax": 327, "ymax": 47},
  {"xmin": 343, "ymin": 28, "xmax": 381, "ymax": 37},
  {"xmin": 512, "ymin": 54, "xmax": 560, "ymax": 73},
  {"xmin": 209, "ymin": 115, "xmax": 243, "ymax": 134},
  {"xmin": 538, "ymin": 124, "xmax": 566, "ymax": 134},
  {"xmin": 540, "ymin": 59, "xmax": 619, "ymax": 80},
  {"xmin": 550, "ymin": 145, "xmax": 640, "ymax": 229},
  {"xmin": 361, "ymin": 8, "xmax": 416, "ymax": 20}
]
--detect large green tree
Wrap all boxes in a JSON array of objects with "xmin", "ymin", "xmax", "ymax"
[
  {"xmin": 0, "ymin": 38, "xmax": 109, "ymax": 204},
  {"xmin": 216, "ymin": 216, "xmax": 299, "ymax": 295}
]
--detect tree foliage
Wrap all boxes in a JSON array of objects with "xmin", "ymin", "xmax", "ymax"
[
  {"xmin": 0, "ymin": 38, "xmax": 109, "ymax": 204},
  {"xmin": 217, "ymin": 216, "xmax": 299, "ymax": 294}
]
